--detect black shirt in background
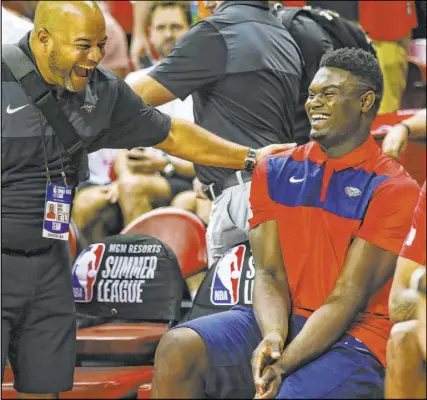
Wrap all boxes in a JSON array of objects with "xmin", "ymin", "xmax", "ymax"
[{"xmin": 150, "ymin": 0, "xmax": 303, "ymax": 185}]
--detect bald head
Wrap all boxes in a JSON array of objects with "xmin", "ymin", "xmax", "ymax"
[
  {"xmin": 34, "ymin": 1, "xmax": 103, "ymax": 32},
  {"xmin": 30, "ymin": 1, "xmax": 107, "ymax": 92}
]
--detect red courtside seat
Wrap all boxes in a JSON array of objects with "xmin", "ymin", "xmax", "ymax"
[
  {"xmin": 77, "ymin": 322, "xmax": 168, "ymax": 357},
  {"xmin": 121, "ymin": 207, "xmax": 208, "ymax": 279},
  {"xmin": 74, "ymin": 235, "xmax": 184, "ymax": 364},
  {"xmin": 2, "ymin": 366, "xmax": 154, "ymax": 399},
  {"xmin": 138, "ymin": 382, "xmax": 153, "ymax": 399},
  {"xmin": 371, "ymin": 109, "xmax": 426, "ymax": 185}
]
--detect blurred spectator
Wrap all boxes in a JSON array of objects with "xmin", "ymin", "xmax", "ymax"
[
  {"xmin": 97, "ymin": 1, "xmax": 130, "ymax": 78},
  {"xmin": 130, "ymin": 1, "xmax": 154, "ymax": 70},
  {"xmin": 130, "ymin": 0, "xmax": 302, "ymax": 267},
  {"xmin": 1, "ymin": 0, "xmax": 38, "ymax": 20},
  {"xmin": 359, "ymin": 1, "xmax": 418, "ymax": 114},
  {"xmin": 1, "ymin": 5, "xmax": 33, "ymax": 44},
  {"xmin": 386, "ymin": 182, "xmax": 426, "ymax": 398},
  {"xmin": 105, "ymin": 0, "xmax": 133, "ymax": 45},
  {"xmin": 382, "ymin": 108, "xmax": 426, "ymax": 160}
]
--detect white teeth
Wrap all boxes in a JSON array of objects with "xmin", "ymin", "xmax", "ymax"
[{"xmin": 312, "ymin": 114, "xmax": 329, "ymax": 120}]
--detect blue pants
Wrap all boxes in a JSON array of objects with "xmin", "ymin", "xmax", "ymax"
[{"xmin": 178, "ymin": 306, "xmax": 385, "ymax": 399}]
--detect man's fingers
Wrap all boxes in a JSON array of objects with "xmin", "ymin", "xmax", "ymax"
[
  {"xmin": 270, "ymin": 143, "xmax": 297, "ymax": 153},
  {"xmin": 252, "ymin": 350, "xmax": 265, "ymax": 382},
  {"xmin": 254, "ymin": 368, "xmax": 274, "ymax": 399}
]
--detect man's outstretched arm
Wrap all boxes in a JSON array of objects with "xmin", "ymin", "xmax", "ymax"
[{"xmin": 154, "ymin": 117, "xmax": 295, "ymax": 170}]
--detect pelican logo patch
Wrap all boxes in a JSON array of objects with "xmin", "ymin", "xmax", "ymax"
[
  {"xmin": 81, "ymin": 103, "xmax": 96, "ymax": 114},
  {"xmin": 345, "ymin": 186, "xmax": 362, "ymax": 197}
]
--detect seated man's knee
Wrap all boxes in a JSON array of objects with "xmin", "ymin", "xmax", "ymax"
[
  {"xmin": 155, "ymin": 327, "xmax": 207, "ymax": 376},
  {"xmin": 388, "ymin": 320, "xmax": 420, "ymax": 356},
  {"xmin": 119, "ymin": 174, "xmax": 170, "ymax": 200},
  {"xmin": 171, "ymin": 190, "xmax": 197, "ymax": 211}
]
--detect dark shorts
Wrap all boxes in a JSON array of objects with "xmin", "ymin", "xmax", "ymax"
[
  {"xmin": 179, "ymin": 306, "xmax": 385, "ymax": 399},
  {"xmin": 1, "ymin": 242, "xmax": 76, "ymax": 393}
]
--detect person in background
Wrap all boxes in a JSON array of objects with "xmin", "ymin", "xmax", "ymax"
[
  {"xmin": 1, "ymin": 5, "xmax": 33, "ymax": 44},
  {"xmin": 130, "ymin": 0, "xmax": 303, "ymax": 267},
  {"xmin": 129, "ymin": 1, "xmax": 153, "ymax": 70},
  {"xmin": 382, "ymin": 108, "xmax": 426, "ymax": 160},
  {"xmin": 386, "ymin": 180, "xmax": 426, "ymax": 399},
  {"xmin": 359, "ymin": 1, "xmax": 418, "ymax": 114},
  {"xmin": 97, "ymin": 1, "xmax": 130, "ymax": 78}
]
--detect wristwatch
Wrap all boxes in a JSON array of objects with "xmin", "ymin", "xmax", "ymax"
[
  {"xmin": 162, "ymin": 155, "xmax": 176, "ymax": 177},
  {"xmin": 244, "ymin": 148, "xmax": 257, "ymax": 173}
]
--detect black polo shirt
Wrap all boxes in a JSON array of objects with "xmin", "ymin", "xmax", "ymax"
[
  {"xmin": 149, "ymin": 0, "xmax": 303, "ymax": 185},
  {"xmin": 1, "ymin": 33, "xmax": 171, "ymax": 251}
]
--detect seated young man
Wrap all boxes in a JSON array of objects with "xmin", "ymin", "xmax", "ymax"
[
  {"xmin": 150, "ymin": 48, "xmax": 421, "ymax": 399},
  {"xmin": 386, "ymin": 181, "xmax": 426, "ymax": 399}
]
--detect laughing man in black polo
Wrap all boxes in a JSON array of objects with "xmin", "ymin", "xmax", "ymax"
[{"xmin": 1, "ymin": 1, "xmax": 293, "ymax": 398}]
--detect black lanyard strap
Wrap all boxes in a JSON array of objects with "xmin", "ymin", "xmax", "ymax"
[{"xmin": 2, "ymin": 44, "xmax": 85, "ymax": 166}]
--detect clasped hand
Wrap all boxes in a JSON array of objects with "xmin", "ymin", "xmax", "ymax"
[{"xmin": 252, "ymin": 332, "xmax": 285, "ymax": 399}]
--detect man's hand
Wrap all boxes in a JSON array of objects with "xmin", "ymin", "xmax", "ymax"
[
  {"xmin": 252, "ymin": 331, "xmax": 284, "ymax": 397},
  {"xmin": 126, "ymin": 148, "xmax": 168, "ymax": 174},
  {"xmin": 193, "ymin": 177, "xmax": 208, "ymax": 200},
  {"xmin": 382, "ymin": 124, "xmax": 409, "ymax": 160},
  {"xmin": 256, "ymin": 143, "xmax": 297, "ymax": 163},
  {"xmin": 254, "ymin": 364, "xmax": 284, "ymax": 399},
  {"xmin": 100, "ymin": 182, "xmax": 119, "ymax": 204}
]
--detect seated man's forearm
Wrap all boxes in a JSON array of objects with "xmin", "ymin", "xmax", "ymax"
[
  {"xmin": 155, "ymin": 117, "xmax": 249, "ymax": 170},
  {"xmin": 253, "ymin": 268, "xmax": 291, "ymax": 340},
  {"xmin": 277, "ymin": 296, "xmax": 361, "ymax": 377}
]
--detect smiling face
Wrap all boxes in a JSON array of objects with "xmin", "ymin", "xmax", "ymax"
[
  {"xmin": 305, "ymin": 67, "xmax": 372, "ymax": 148},
  {"xmin": 37, "ymin": 3, "xmax": 107, "ymax": 92}
]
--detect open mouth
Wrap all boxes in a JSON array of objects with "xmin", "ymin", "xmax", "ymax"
[
  {"xmin": 311, "ymin": 114, "xmax": 330, "ymax": 127},
  {"xmin": 72, "ymin": 64, "xmax": 95, "ymax": 78}
]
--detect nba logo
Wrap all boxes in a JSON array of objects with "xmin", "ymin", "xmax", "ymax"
[
  {"xmin": 72, "ymin": 243, "xmax": 105, "ymax": 302},
  {"xmin": 211, "ymin": 244, "xmax": 246, "ymax": 305}
]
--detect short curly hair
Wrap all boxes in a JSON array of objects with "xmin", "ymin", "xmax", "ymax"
[{"xmin": 319, "ymin": 48, "xmax": 383, "ymax": 114}]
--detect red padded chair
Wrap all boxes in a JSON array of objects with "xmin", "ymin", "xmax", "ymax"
[
  {"xmin": 121, "ymin": 207, "xmax": 208, "ymax": 279},
  {"xmin": 371, "ymin": 110, "xmax": 426, "ymax": 185},
  {"xmin": 77, "ymin": 322, "xmax": 169, "ymax": 358},
  {"xmin": 2, "ymin": 365, "xmax": 154, "ymax": 399}
]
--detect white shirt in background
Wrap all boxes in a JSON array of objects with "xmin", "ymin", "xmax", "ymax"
[{"xmin": 2, "ymin": 7, "xmax": 33, "ymax": 44}]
